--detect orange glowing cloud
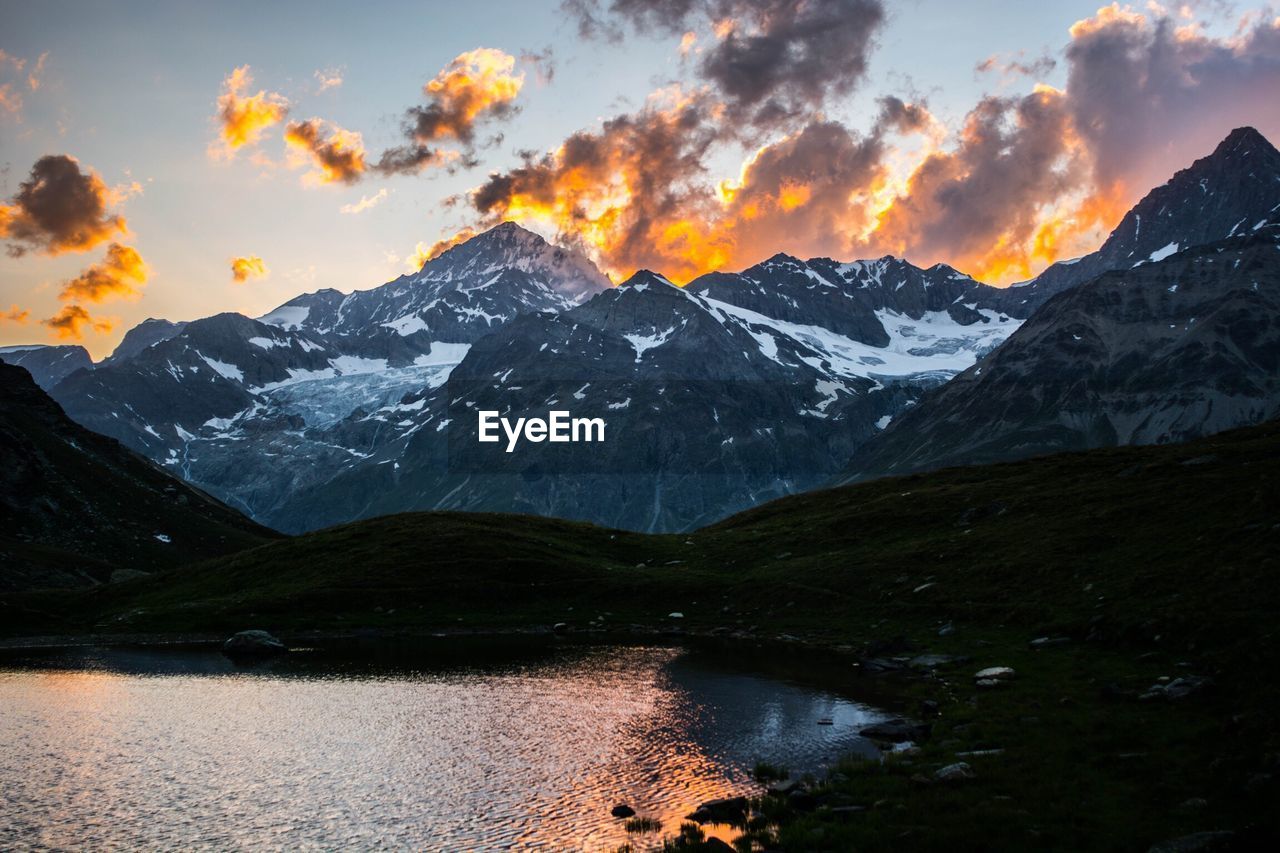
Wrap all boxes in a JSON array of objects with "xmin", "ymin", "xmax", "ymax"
[
  {"xmin": 230, "ymin": 255, "xmax": 269, "ymax": 283},
  {"xmin": 59, "ymin": 242, "xmax": 148, "ymax": 303},
  {"xmin": 377, "ymin": 48, "xmax": 525, "ymax": 174},
  {"xmin": 1, "ymin": 155, "xmax": 128, "ymax": 257},
  {"xmin": 423, "ymin": 48, "xmax": 523, "ymax": 139},
  {"xmin": 285, "ymin": 118, "xmax": 367, "ymax": 185},
  {"xmin": 42, "ymin": 304, "xmax": 113, "ymax": 341},
  {"xmin": 212, "ymin": 65, "xmax": 289, "ymax": 158},
  {"xmin": 416, "ymin": 227, "xmax": 478, "ymax": 268},
  {"xmin": 0, "ymin": 82, "xmax": 21, "ymax": 116},
  {"xmin": 3, "ymin": 304, "xmax": 31, "ymax": 324}
]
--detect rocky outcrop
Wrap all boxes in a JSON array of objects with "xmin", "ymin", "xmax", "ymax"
[{"xmin": 221, "ymin": 630, "xmax": 288, "ymax": 658}]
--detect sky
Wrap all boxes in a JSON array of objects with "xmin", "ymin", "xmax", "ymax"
[{"xmin": 2, "ymin": 0, "xmax": 1278, "ymax": 359}]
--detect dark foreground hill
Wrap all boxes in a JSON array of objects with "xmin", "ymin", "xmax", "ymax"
[
  {"xmin": 23, "ymin": 416, "xmax": 1275, "ymax": 643},
  {"xmin": 0, "ymin": 362, "xmax": 276, "ymax": 591}
]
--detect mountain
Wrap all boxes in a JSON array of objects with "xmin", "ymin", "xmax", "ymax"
[
  {"xmin": 103, "ymin": 317, "xmax": 188, "ymax": 364},
  {"xmin": 1007, "ymin": 126, "xmax": 1280, "ymax": 311},
  {"xmin": 258, "ymin": 220, "xmax": 608, "ymax": 340},
  {"xmin": 0, "ymin": 361, "xmax": 273, "ymax": 591},
  {"xmin": 260, "ymin": 260, "xmax": 1028, "ymax": 533},
  {"xmin": 0, "ymin": 344, "xmax": 93, "ymax": 390},
  {"xmin": 844, "ymin": 228, "xmax": 1280, "ymax": 480},
  {"xmin": 39, "ymin": 129, "xmax": 1280, "ymax": 534},
  {"xmin": 44, "ymin": 223, "xmax": 609, "ymax": 521},
  {"xmin": 688, "ymin": 252, "xmax": 1019, "ymax": 351}
]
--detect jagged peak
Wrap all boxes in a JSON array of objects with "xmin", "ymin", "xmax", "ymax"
[
  {"xmin": 418, "ymin": 220, "xmax": 610, "ymax": 300},
  {"xmin": 618, "ymin": 269, "xmax": 677, "ymax": 289},
  {"xmin": 1214, "ymin": 126, "xmax": 1275, "ymax": 157}
]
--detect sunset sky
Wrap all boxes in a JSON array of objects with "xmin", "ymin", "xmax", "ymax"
[{"xmin": 2, "ymin": 0, "xmax": 1278, "ymax": 358}]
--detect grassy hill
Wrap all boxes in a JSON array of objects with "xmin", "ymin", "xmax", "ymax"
[{"xmin": 15, "ymin": 417, "xmax": 1274, "ymax": 645}]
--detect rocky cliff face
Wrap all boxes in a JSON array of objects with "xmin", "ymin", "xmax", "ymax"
[
  {"xmin": 843, "ymin": 229, "xmax": 1280, "ymax": 480},
  {"xmin": 1003, "ymin": 126, "xmax": 1280, "ymax": 313},
  {"xmin": 0, "ymin": 345, "xmax": 93, "ymax": 390},
  {"xmin": 260, "ymin": 264, "xmax": 1019, "ymax": 533}
]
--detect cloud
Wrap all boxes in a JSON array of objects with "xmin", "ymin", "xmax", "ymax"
[
  {"xmin": 27, "ymin": 51, "xmax": 48, "ymax": 91},
  {"xmin": 713, "ymin": 110, "xmax": 918, "ymax": 263},
  {"xmin": 58, "ymin": 242, "xmax": 148, "ymax": 303},
  {"xmin": 468, "ymin": 89, "xmax": 726, "ymax": 281},
  {"xmin": 0, "ymin": 155, "xmax": 128, "ymax": 257},
  {"xmin": 230, "ymin": 255, "xmax": 269, "ymax": 283},
  {"xmin": 3, "ymin": 304, "xmax": 31, "ymax": 324},
  {"xmin": 314, "ymin": 67, "xmax": 344, "ymax": 93},
  {"xmin": 565, "ymin": 0, "xmax": 886, "ymax": 129},
  {"xmin": 520, "ymin": 48, "xmax": 557, "ymax": 85},
  {"xmin": 340, "ymin": 188, "xmax": 390, "ymax": 214},
  {"xmin": 869, "ymin": 88, "xmax": 1079, "ymax": 281},
  {"xmin": 376, "ymin": 48, "xmax": 525, "ymax": 175},
  {"xmin": 41, "ymin": 304, "xmax": 113, "ymax": 340},
  {"xmin": 211, "ymin": 65, "xmax": 289, "ymax": 158},
  {"xmin": 975, "ymin": 51, "xmax": 1057, "ymax": 79},
  {"xmin": 462, "ymin": 2, "xmax": 1280, "ymax": 284},
  {"xmin": 410, "ymin": 227, "xmax": 479, "ymax": 270},
  {"xmin": 0, "ymin": 82, "xmax": 20, "ymax": 116},
  {"xmin": 285, "ymin": 118, "xmax": 367, "ymax": 185},
  {"xmin": 1063, "ymin": 4, "xmax": 1280, "ymax": 199},
  {"xmin": 0, "ymin": 49, "xmax": 45, "ymax": 119}
]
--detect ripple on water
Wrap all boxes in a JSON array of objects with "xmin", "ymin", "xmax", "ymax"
[{"xmin": 0, "ymin": 642, "xmax": 889, "ymax": 850}]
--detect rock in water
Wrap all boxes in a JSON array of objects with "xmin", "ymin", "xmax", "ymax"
[
  {"xmin": 610, "ymin": 804, "xmax": 635, "ymax": 818},
  {"xmin": 222, "ymin": 630, "xmax": 287, "ymax": 658},
  {"xmin": 686, "ymin": 796, "xmax": 748, "ymax": 824}
]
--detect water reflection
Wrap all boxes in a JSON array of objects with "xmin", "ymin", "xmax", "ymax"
[{"xmin": 0, "ymin": 640, "xmax": 889, "ymax": 851}]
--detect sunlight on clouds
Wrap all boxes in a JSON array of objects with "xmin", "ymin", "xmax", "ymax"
[
  {"xmin": 58, "ymin": 242, "xmax": 148, "ymax": 302},
  {"xmin": 41, "ymin": 304, "xmax": 113, "ymax": 340},
  {"xmin": 211, "ymin": 65, "xmax": 289, "ymax": 159},
  {"xmin": 285, "ymin": 119, "xmax": 367, "ymax": 185},
  {"xmin": 230, "ymin": 255, "xmax": 269, "ymax": 283},
  {"xmin": 1, "ymin": 155, "xmax": 128, "ymax": 256},
  {"xmin": 340, "ymin": 188, "xmax": 390, "ymax": 214}
]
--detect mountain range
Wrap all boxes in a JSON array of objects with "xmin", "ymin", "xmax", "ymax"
[{"xmin": 3, "ymin": 126, "xmax": 1278, "ymax": 533}]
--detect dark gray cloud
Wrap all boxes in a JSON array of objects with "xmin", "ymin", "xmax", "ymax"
[
  {"xmin": 564, "ymin": 0, "xmax": 886, "ymax": 128},
  {"xmin": 871, "ymin": 88, "xmax": 1076, "ymax": 272},
  {"xmin": 1065, "ymin": 10, "xmax": 1280, "ymax": 196},
  {"xmin": 375, "ymin": 47, "xmax": 526, "ymax": 176},
  {"xmin": 0, "ymin": 155, "xmax": 126, "ymax": 257}
]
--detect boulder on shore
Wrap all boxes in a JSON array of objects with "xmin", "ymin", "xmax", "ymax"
[
  {"xmin": 934, "ymin": 762, "xmax": 975, "ymax": 783},
  {"xmin": 686, "ymin": 795, "xmax": 748, "ymax": 824},
  {"xmin": 222, "ymin": 630, "xmax": 287, "ymax": 658},
  {"xmin": 859, "ymin": 719, "xmax": 931, "ymax": 743}
]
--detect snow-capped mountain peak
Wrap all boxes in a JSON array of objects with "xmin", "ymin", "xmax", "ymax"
[{"xmin": 415, "ymin": 221, "xmax": 610, "ymax": 302}]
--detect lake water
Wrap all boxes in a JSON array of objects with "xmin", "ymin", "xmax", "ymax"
[{"xmin": 0, "ymin": 638, "xmax": 891, "ymax": 850}]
